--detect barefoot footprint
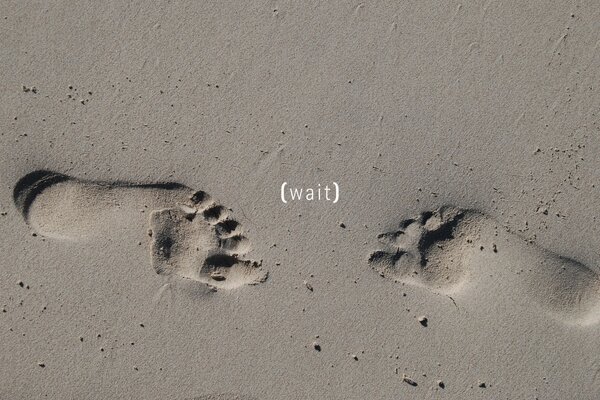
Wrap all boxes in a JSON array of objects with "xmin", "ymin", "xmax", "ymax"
[
  {"xmin": 369, "ymin": 206, "xmax": 472, "ymax": 292},
  {"xmin": 13, "ymin": 170, "xmax": 266, "ymax": 290},
  {"xmin": 149, "ymin": 197, "xmax": 265, "ymax": 290},
  {"xmin": 369, "ymin": 206, "xmax": 600, "ymax": 325}
]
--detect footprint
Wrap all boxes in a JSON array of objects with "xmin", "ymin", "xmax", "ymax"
[
  {"xmin": 149, "ymin": 204, "xmax": 265, "ymax": 290},
  {"xmin": 13, "ymin": 170, "xmax": 191, "ymax": 240},
  {"xmin": 13, "ymin": 170, "xmax": 266, "ymax": 290},
  {"xmin": 369, "ymin": 206, "xmax": 600, "ymax": 325},
  {"xmin": 369, "ymin": 206, "xmax": 473, "ymax": 292}
]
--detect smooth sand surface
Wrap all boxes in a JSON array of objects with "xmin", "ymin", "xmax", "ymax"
[{"xmin": 2, "ymin": 1, "xmax": 600, "ymax": 399}]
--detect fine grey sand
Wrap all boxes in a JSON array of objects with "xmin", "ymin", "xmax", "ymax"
[{"xmin": 2, "ymin": 1, "xmax": 600, "ymax": 399}]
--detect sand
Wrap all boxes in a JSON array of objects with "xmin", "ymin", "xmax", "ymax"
[{"xmin": 1, "ymin": 1, "xmax": 600, "ymax": 399}]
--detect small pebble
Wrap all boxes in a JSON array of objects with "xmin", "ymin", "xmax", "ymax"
[
  {"xmin": 210, "ymin": 271, "xmax": 226, "ymax": 281},
  {"xmin": 402, "ymin": 374, "xmax": 417, "ymax": 386},
  {"xmin": 37, "ymin": 362, "xmax": 45, "ymax": 368},
  {"xmin": 312, "ymin": 342, "xmax": 321, "ymax": 351},
  {"xmin": 418, "ymin": 316, "xmax": 428, "ymax": 327}
]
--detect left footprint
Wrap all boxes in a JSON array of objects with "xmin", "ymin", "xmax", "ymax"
[{"xmin": 13, "ymin": 170, "xmax": 266, "ymax": 290}]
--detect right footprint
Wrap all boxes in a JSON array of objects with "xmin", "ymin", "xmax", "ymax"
[
  {"xmin": 369, "ymin": 206, "xmax": 600, "ymax": 325},
  {"xmin": 13, "ymin": 170, "xmax": 266, "ymax": 291}
]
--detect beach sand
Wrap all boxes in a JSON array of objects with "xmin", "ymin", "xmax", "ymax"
[{"xmin": 2, "ymin": 1, "xmax": 600, "ymax": 398}]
